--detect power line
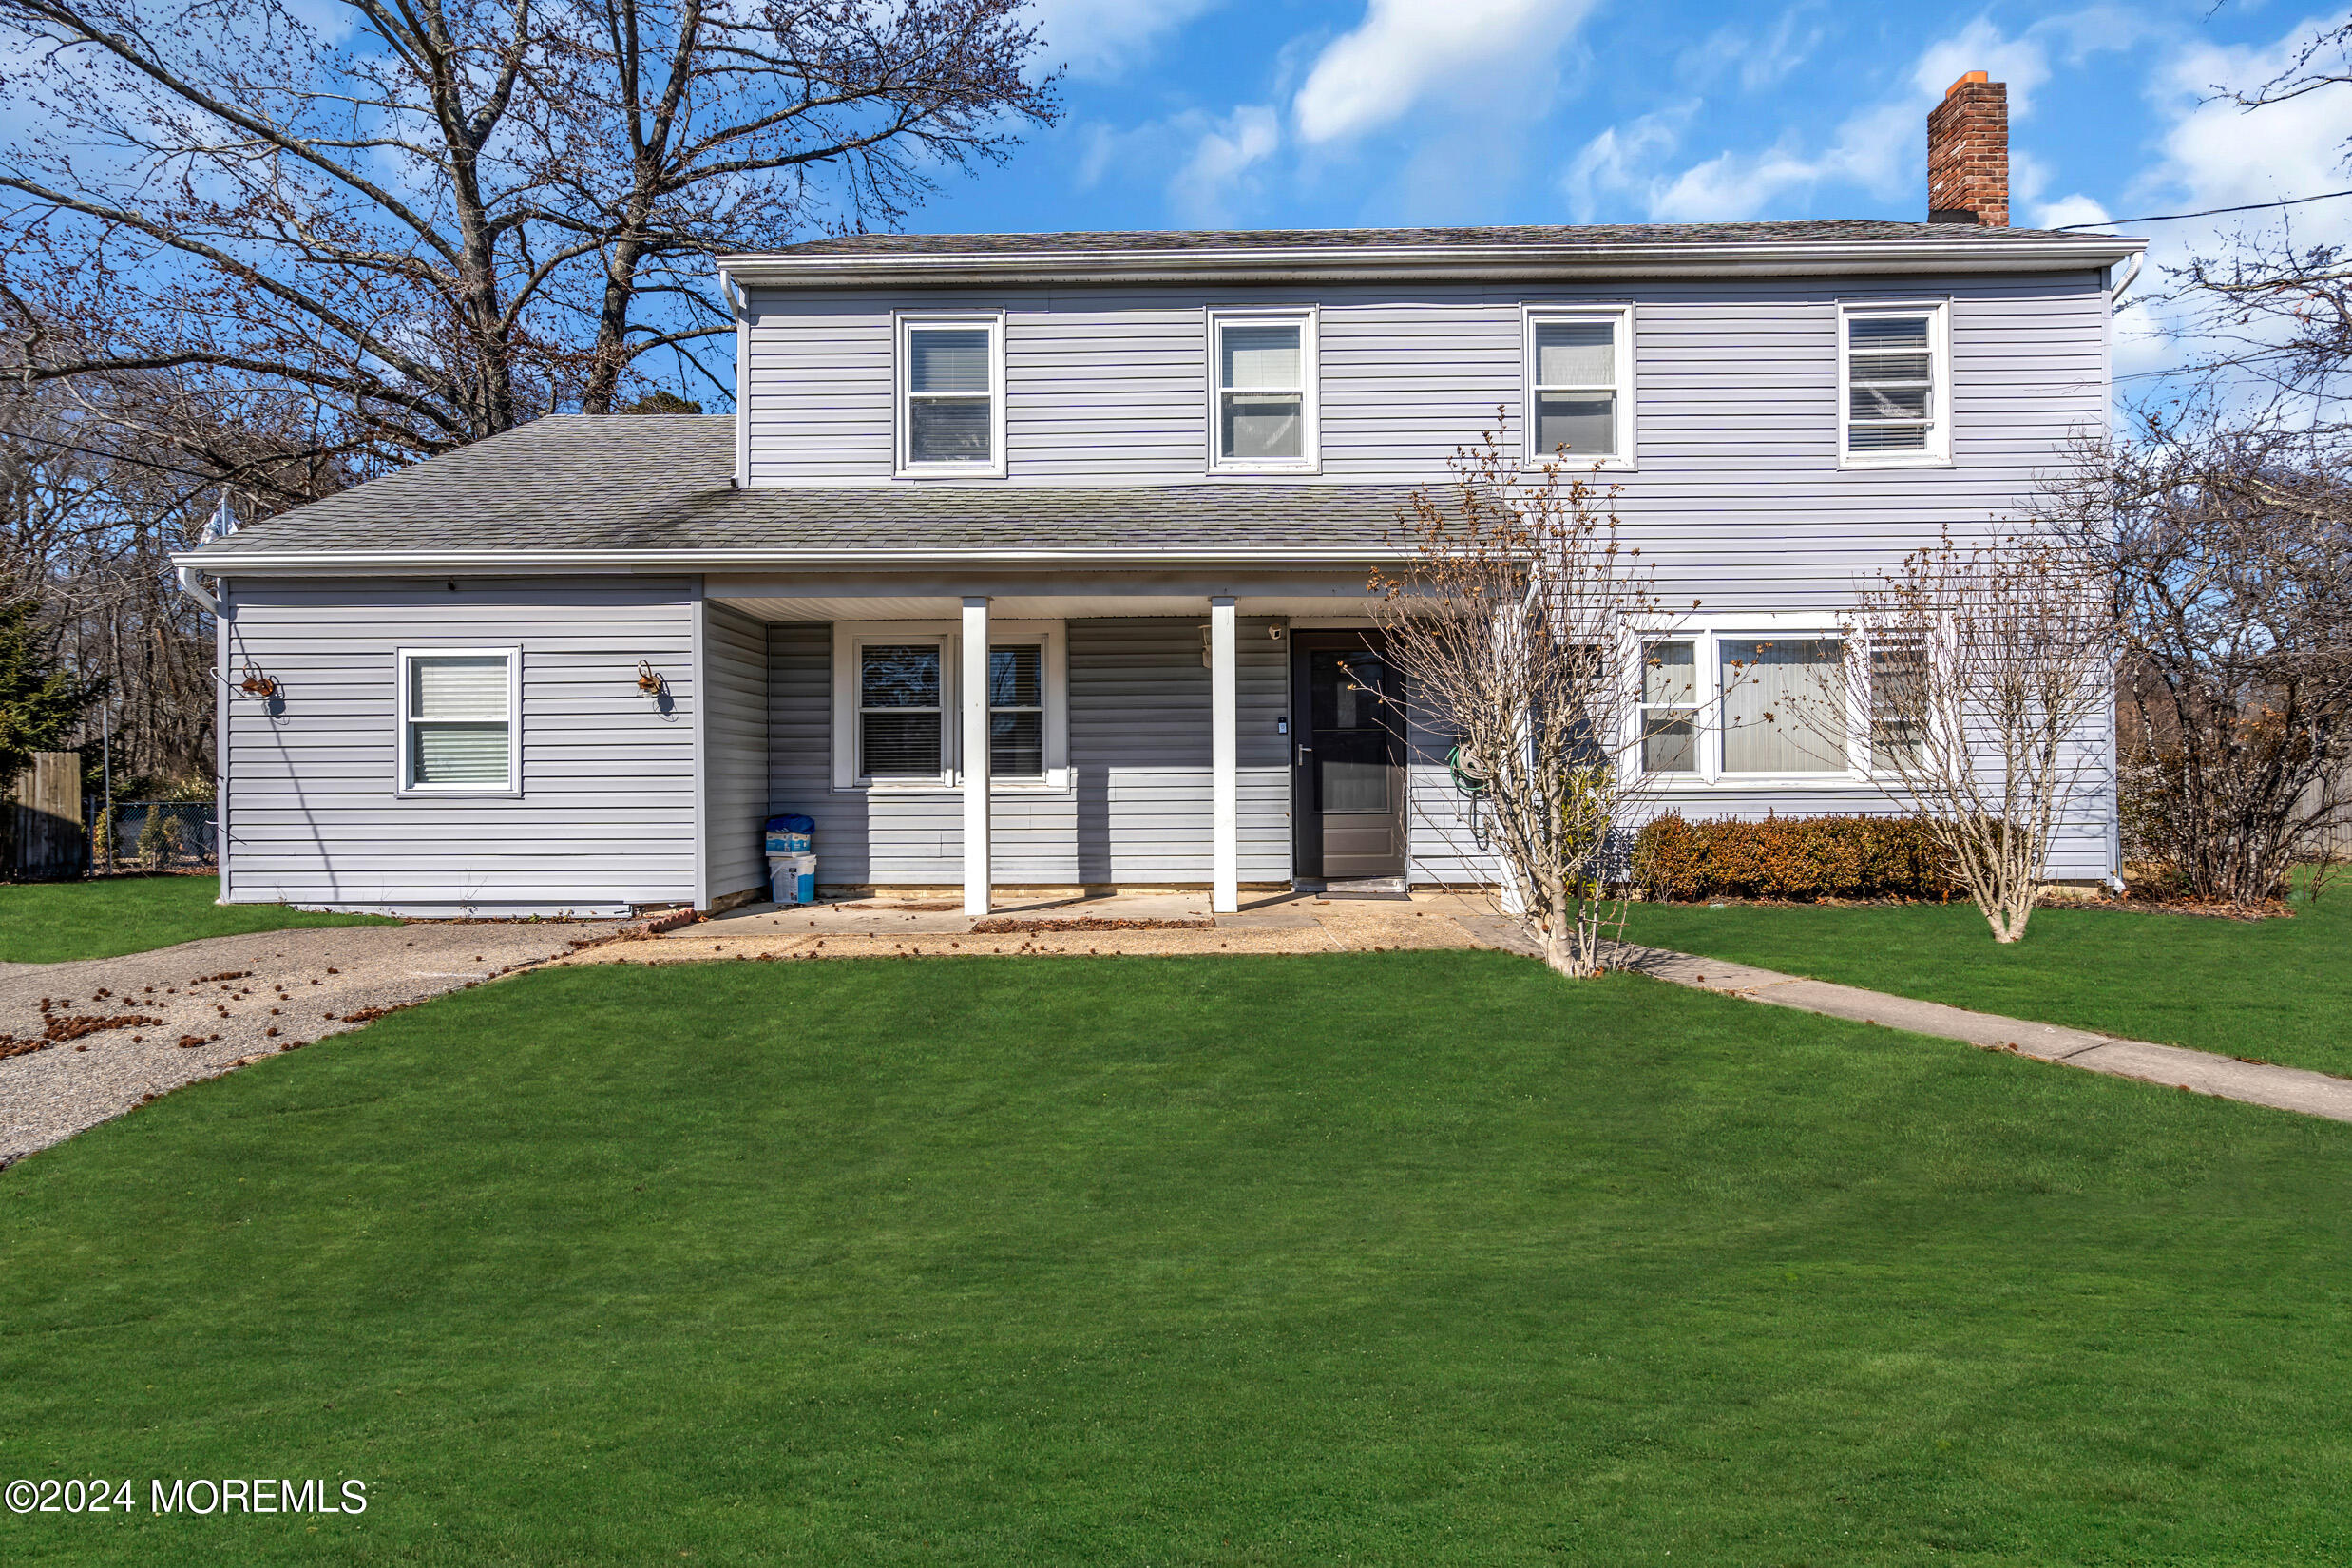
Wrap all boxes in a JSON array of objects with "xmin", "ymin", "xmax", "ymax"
[
  {"xmin": 2051, "ymin": 187, "xmax": 2352, "ymax": 232},
  {"xmin": 0, "ymin": 429, "xmax": 258, "ymax": 486}
]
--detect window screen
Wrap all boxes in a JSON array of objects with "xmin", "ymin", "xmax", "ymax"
[
  {"xmin": 988, "ymin": 644, "xmax": 1043, "ymax": 776},
  {"xmin": 859, "ymin": 643, "xmax": 943, "ymax": 777},
  {"xmin": 1721, "ymin": 638, "xmax": 1845, "ymax": 773},
  {"xmin": 407, "ymin": 654, "xmax": 510, "ymax": 787},
  {"xmin": 1533, "ymin": 318, "xmax": 1617, "ymax": 460},
  {"xmin": 1846, "ymin": 315, "xmax": 1935, "ymax": 454},
  {"xmin": 1216, "ymin": 319, "xmax": 1305, "ymax": 461},
  {"xmin": 906, "ymin": 325, "xmax": 993, "ymax": 465}
]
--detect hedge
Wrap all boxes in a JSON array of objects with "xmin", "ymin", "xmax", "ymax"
[{"xmin": 1631, "ymin": 813, "xmax": 1960, "ymax": 902}]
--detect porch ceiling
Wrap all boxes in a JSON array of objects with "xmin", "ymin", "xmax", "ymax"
[{"xmin": 708, "ymin": 592, "xmax": 1383, "ymax": 621}]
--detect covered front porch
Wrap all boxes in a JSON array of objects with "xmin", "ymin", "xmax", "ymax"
[{"xmin": 699, "ymin": 569, "xmax": 1478, "ymax": 917}]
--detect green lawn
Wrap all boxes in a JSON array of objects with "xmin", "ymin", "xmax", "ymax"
[
  {"xmin": 5, "ymin": 952, "xmax": 2350, "ymax": 1565},
  {"xmin": 0, "ymin": 876, "xmax": 394, "ymax": 964},
  {"xmin": 1625, "ymin": 877, "xmax": 2352, "ymax": 1080}
]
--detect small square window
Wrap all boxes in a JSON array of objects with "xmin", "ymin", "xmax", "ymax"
[{"xmin": 398, "ymin": 649, "xmax": 517, "ymax": 794}]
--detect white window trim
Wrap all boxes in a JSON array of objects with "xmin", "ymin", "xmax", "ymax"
[
  {"xmin": 1206, "ymin": 305, "xmax": 1320, "ymax": 475},
  {"xmin": 894, "ymin": 311, "xmax": 1007, "ymax": 479},
  {"xmin": 830, "ymin": 621, "xmax": 1069, "ymax": 793},
  {"xmin": 394, "ymin": 646, "xmax": 522, "ymax": 798},
  {"xmin": 1521, "ymin": 303, "xmax": 1636, "ymax": 472},
  {"xmin": 1837, "ymin": 298, "xmax": 1953, "ymax": 469},
  {"xmin": 1626, "ymin": 615, "xmax": 1870, "ymax": 790}
]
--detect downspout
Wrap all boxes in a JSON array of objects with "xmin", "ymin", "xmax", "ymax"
[
  {"xmin": 2110, "ymin": 251, "xmax": 2144, "ymax": 304},
  {"xmin": 719, "ymin": 268, "xmax": 750, "ymax": 488},
  {"xmin": 176, "ymin": 563, "xmax": 221, "ymax": 617}
]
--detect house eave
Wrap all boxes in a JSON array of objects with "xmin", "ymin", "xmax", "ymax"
[
  {"xmin": 716, "ymin": 237, "xmax": 2149, "ymax": 291},
  {"xmin": 170, "ymin": 545, "xmax": 1415, "ymax": 576}
]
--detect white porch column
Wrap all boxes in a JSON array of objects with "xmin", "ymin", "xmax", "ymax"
[
  {"xmin": 1210, "ymin": 596, "xmax": 1238, "ymax": 914},
  {"xmin": 962, "ymin": 596, "xmax": 992, "ymax": 917}
]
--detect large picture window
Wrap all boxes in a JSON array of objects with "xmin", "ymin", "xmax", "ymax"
[
  {"xmin": 1209, "ymin": 309, "xmax": 1317, "ymax": 472},
  {"xmin": 1525, "ymin": 307, "xmax": 1632, "ymax": 467},
  {"xmin": 397, "ymin": 648, "xmax": 518, "ymax": 794},
  {"xmin": 897, "ymin": 314, "xmax": 1004, "ymax": 476},
  {"xmin": 1719, "ymin": 637, "xmax": 1846, "ymax": 774}
]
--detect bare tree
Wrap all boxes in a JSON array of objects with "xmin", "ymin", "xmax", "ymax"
[
  {"xmin": 2044, "ymin": 420, "xmax": 2352, "ymax": 904},
  {"xmin": 0, "ymin": 0, "xmax": 1057, "ymax": 486},
  {"xmin": 1833, "ymin": 528, "xmax": 2116, "ymax": 943},
  {"xmin": 1370, "ymin": 432, "xmax": 1673, "ymax": 979}
]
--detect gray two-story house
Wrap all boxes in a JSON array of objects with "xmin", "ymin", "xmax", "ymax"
[{"xmin": 178, "ymin": 75, "xmax": 2143, "ymax": 919}]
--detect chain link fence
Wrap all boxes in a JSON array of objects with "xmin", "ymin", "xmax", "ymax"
[{"xmin": 99, "ymin": 801, "xmax": 219, "ymax": 870}]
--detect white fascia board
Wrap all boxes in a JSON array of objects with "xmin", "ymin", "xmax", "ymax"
[
  {"xmin": 170, "ymin": 545, "xmax": 1417, "ymax": 574},
  {"xmin": 716, "ymin": 237, "xmax": 2148, "ymax": 291}
]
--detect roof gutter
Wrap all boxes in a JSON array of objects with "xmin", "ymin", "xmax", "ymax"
[
  {"xmin": 177, "ymin": 563, "xmax": 221, "ymax": 616},
  {"xmin": 717, "ymin": 237, "xmax": 2148, "ymax": 292},
  {"xmin": 169, "ymin": 545, "xmax": 1418, "ymax": 575}
]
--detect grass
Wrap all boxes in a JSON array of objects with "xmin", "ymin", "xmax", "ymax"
[
  {"xmin": 1625, "ymin": 873, "xmax": 2352, "ymax": 1080},
  {"xmin": 0, "ymin": 876, "xmax": 395, "ymax": 964},
  {"xmin": 5, "ymin": 950, "xmax": 2351, "ymax": 1565}
]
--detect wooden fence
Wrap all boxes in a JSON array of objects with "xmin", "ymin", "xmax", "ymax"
[{"xmin": 7, "ymin": 751, "xmax": 86, "ymax": 880}]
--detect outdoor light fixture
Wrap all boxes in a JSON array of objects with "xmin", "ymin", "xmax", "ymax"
[
  {"xmin": 636, "ymin": 660, "xmax": 666, "ymax": 697},
  {"xmin": 215, "ymin": 663, "xmax": 278, "ymax": 698}
]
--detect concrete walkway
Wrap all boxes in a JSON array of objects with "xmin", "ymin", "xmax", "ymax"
[{"xmin": 1611, "ymin": 943, "xmax": 2352, "ymax": 1124}]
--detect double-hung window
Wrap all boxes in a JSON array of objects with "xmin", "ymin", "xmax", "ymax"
[
  {"xmin": 397, "ymin": 649, "xmax": 518, "ymax": 794},
  {"xmin": 1868, "ymin": 629, "xmax": 1929, "ymax": 771},
  {"xmin": 1840, "ymin": 301, "xmax": 1950, "ymax": 465},
  {"xmin": 858, "ymin": 642, "xmax": 947, "ymax": 781},
  {"xmin": 897, "ymin": 313, "xmax": 1004, "ymax": 476},
  {"xmin": 1639, "ymin": 641, "xmax": 1697, "ymax": 774},
  {"xmin": 1525, "ymin": 306, "xmax": 1633, "ymax": 468},
  {"xmin": 1209, "ymin": 309, "xmax": 1317, "ymax": 472},
  {"xmin": 988, "ymin": 644, "xmax": 1044, "ymax": 776},
  {"xmin": 832, "ymin": 623, "xmax": 1066, "ymax": 790}
]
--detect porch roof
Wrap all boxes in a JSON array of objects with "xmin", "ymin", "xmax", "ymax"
[{"xmin": 179, "ymin": 415, "xmax": 1455, "ymax": 571}]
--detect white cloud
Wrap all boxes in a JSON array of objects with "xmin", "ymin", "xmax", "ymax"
[
  {"xmin": 1675, "ymin": 4, "xmax": 1829, "ymax": 95},
  {"xmin": 1024, "ymin": 0, "xmax": 1226, "ymax": 81},
  {"xmin": 1562, "ymin": 107, "xmax": 1692, "ymax": 222},
  {"xmin": 1168, "ymin": 105, "xmax": 1282, "ymax": 224},
  {"xmin": 1291, "ymin": 0, "xmax": 1600, "ymax": 145}
]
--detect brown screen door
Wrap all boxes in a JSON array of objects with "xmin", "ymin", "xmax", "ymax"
[{"xmin": 1291, "ymin": 633, "xmax": 1406, "ymax": 881}]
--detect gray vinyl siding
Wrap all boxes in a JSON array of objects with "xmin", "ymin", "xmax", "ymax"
[
  {"xmin": 220, "ymin": 577, "xmax": 698, "ymax": 915},
  {"xmin": 765, "ymin": 617, "xmax": 1289, "ymax": 886},
  {"xmin": 701, "ymin": 601, "xmax": 771, "ymax": 902}
]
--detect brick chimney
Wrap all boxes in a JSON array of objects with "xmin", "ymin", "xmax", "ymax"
[{"xmin": 1927, "ymin": 70, "xmax": 2008, "ymax": 227}]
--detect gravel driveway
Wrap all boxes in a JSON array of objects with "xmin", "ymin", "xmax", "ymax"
[{"xmin": 0, "ymin": 920, "xmax": 630, "ymax": 1168}]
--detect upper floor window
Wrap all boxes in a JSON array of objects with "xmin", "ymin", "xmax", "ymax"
[
  {"xmin": 1209, "ymin": 308, "xmax": 1318, "ymax": 473},
  {"xmin": 1840, "ymin": 301, "xmax": 1950, "ymax": 467},
  {"xmin": 397, "ymin": 648, "xmax": 519, "ymax": 796},
  {"xmin": 1524, "ymin": 306, "xmax": 1633, "ymax": 468},
  {"xmin": 897, "ymin": 313, "xmax": 1004, "ymax": 477}
]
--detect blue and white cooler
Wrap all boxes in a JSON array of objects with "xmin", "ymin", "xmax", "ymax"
[{"xmin": 764, "ymin": 814, "xmax": 816, "ymax": 905}]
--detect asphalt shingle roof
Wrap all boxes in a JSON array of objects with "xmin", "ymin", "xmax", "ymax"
[
  {"xmin": 190, "ymin": 416, "xmax": 1435, "ymax": 558},
  {"xmin": 761, "ymin": 220, "xmax": 2094, "ymax": 258}
]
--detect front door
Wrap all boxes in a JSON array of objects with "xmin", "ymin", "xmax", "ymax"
[{"xmin": 1291, "ymin": 632, "xmax": 1407, "ymax": 882}]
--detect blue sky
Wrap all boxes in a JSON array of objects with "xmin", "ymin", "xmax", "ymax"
[{"xmin": 906, "ymin": 1, "xmax": 2352, "ymax": 382}]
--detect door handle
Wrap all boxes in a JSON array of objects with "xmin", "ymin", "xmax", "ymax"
[{"xmin": 1296, "ymin": 744, "xmax": 1313, "ymax": 765}]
